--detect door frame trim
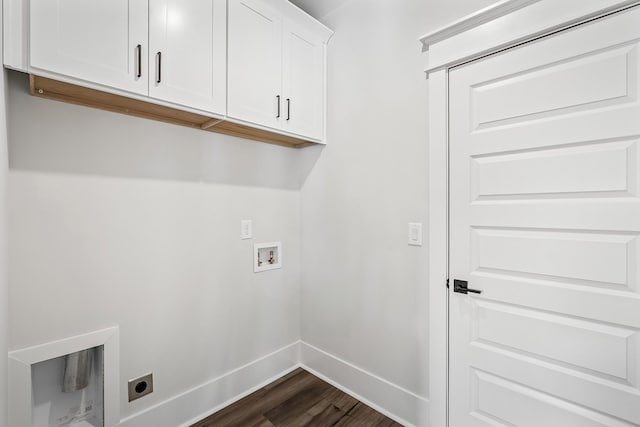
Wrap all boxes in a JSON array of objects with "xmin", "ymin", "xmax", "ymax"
[
  {"xmin": 420, "ymin": 0, "xmax": 640, "ymax": 75},
  {"xmin": 423, "ymin": 1, "xmax": 640, "ymax": 426}
]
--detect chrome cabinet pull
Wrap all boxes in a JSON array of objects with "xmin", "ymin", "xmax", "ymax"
[
  {"xmin": 155, "ymin": 52, "xmax": 162, "ymax": 84},
  {"xmin": 286, "ymin": 98, "xmax": 290, "ymax": 121},
  {"xmin": 135, "ymin": 44, "xmax": 142, "ymax": 78},
  {"xmin": 276, "ymin": 95, "xmax": 281, "ymax": 118}
]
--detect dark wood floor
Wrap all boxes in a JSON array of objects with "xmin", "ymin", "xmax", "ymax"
[{"xmin": 192, "ymin": 368, "xmax": 403, "ymax": 427}]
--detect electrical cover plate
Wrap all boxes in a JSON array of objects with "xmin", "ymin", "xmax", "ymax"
[
  {"xmin": 128, "ymin": 373, "xmax": 153, "ymax": 402},
  {"xmin": 408, "ymin": 222, "xmax": 423, "ymax": 246},
  {"xmin": 241, "ymin": 220, "xmax": 253, "ymax": 240}
]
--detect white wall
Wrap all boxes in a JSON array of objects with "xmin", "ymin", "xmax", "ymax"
[
  {"xmin": 6, "ymin": 70, "xmax": 310, "ymax": 424},
  {"xmin": 300, "ymin": 0, "xmax": 496, "ymax": 424},
  {"xmin": 3, "ymin": 2, "xmax": 502, "ymax": 425}
]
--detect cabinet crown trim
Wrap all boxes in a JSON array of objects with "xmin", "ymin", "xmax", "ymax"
[{"xmin": 285, "ymin": 0, "xmax": 334, "ymax": 42}]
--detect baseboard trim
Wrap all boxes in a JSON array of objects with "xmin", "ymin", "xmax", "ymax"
[
  {"xmin": 118, "ymin": 342, "xmax": 300, "ymax": 427},
  {"xmin": 300, "ymin": 341, "xmax": 429, "ymax": 427},
  {"xmin": 117, "ymin": 341, "xmax": 428, "ymax": 427}
]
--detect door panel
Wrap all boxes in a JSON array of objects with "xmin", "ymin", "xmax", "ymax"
[
  {"xmin": 471, "ymin": 369, "xmax": 636, "ymax": 427},
  {"xmin": 472, "ymin": 299, "xmax": 634, "ymax": 380},
  {"xmin": 471, "ymin": 140, "xmax": 634, "ymax": 199},
  {"xmin": 148, "ymin": 0, "xmax": 226, "ymax": 113},
  {"xmin": 449, "ymin": 6, "xmax": 640, "ymax": 427},
  {"xmin": 471, "ymin": 229, "xmax": 635, "ymax": 287},
  {"xmin": 30, "ymin": 0, "xmax": 148, "ymax": 95},
  {"xmin": 471, "ymin": 44, "xmax": 633, "ymax": 128}
]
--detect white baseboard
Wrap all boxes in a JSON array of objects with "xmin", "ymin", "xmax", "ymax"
[
  {"xmin": 118, "ymin": 342, "xmax": 300, "ymax": 427},
  {"xmin": 300, "ymin": 341, "xmax": 429, "ymax": 427},
  {"xmin": 117, "ymin": 341, "xmax": 428, "ymax": 427}
]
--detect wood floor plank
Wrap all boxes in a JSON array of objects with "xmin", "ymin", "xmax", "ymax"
[
  {"xmin": 194, "ymin": 410, "xmax": 274, "ymax": 427},
  {"xmin": 197, "ymin": 370, "xmax": 318, "ymax": 426},
  {"xmin": 320, "ymin": 386, "xmax": 359, "ymax": 413},
  {"xmin": 263, "ymin": 378, "xmax": 333, "ymax": 424},
  {"xmin": 333, "ymin": 403, "xmax": 394, "ymax": 427},
  {"xmin": 191, "ymin": 369, "xmax": 402, "ymax": 427},
  {"xmin": 249, "ymin": 416, "xmax": 276, "ymax": 427},
  {"xmin": 191, "ymin": 389, "xmax": 270, "ymax": 427},
  {"xmin": 374, "ymin": 419, "xmax": 400, "ymax": 427},
  {"xmin": 263, "ymin": 367, "xmax": 305, "ymax": 390},
  {"xmin": 289, "ymin": 398, "xmax": 345, "ymax": 426}
]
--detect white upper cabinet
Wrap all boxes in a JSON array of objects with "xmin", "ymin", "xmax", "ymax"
[
  {"xmin": 227, "ymin": 0, "xmax": 332, "ymax": 141},
  {"xmin": 12, "ymin": 0, "xmax": 332, "ymax": 145},
  {"xmin": 30, "ymin": 0, "xmax": 148, "ymax": 95},
  {"xmin": 227, "ymin": 0, "xmax": 283, "ymax": 130},
  {"xmin": 148, "ymin": 0, "xmax": 226, "ymax": 113},
  {"xmin": 282, "ymin": 22, "xmax": 324, "ymax": 140},
  {"xmin": 29, "ymin": 0, "xmax": 226, "ymax": 115}
]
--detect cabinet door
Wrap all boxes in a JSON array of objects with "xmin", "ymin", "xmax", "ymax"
[
  {"xmin": 282, "ymin": 24, "xmax": 325, "ymax": 140},
  {"xmin": 148, "ymin": 0, "xmax": 226, "ymax": 114},
  {"xmin": 30, "ymin": 0, "xmax": 148, "ymax": 95},
  {"xmin": 227, "ymin": 0, "xmax": 282, "ymax": 129}
]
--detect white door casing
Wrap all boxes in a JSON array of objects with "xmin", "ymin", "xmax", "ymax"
[{"xmin": 449, "ymin": 6, "xmax": 640, "ymax": 427}]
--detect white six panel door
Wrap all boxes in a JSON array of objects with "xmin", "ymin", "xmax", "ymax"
[
  {"xmin": 449, "ymin": 6, "xmax": 640, "ymax": 427},
  {"xmin": 30, "ymin": 0, "xmax": 148, "ymax": 95}
]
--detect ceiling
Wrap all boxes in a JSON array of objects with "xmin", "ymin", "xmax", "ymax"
[{"xmin": 289, "ymin": 0, "xmax": 348, "ymax": 20}]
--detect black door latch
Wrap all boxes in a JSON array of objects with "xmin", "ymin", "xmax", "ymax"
[{"xmin": 453, "ymin": 279, "xmax": 482, "ymax": 295}]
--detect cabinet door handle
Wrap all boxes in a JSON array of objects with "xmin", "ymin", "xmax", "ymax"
[
  {"xmin": 286, "ymin": 98, "xmax": 290, "ymax": 121},
  {"xmin": 155, "ymin": 52, "xmax": 162, "ymax": 84},
  {"xmin": 276, "ymin": 95, "xmax": 281, "ymax": 118},
  {"xmin": 135, "ymin": 44, "xmax": 142, "ymax": 78}
]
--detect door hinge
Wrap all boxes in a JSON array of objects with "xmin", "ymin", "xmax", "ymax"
[{"xmin": 446, "ymin": 278, "xmax": 450, "ymax": 289}]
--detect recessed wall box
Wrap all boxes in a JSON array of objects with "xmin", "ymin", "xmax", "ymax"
[
  {"xmin": 254, "ymin": 242, "xmax": 282, "ymax": 273},
  {"xmin": 8, "ymin": 327, "xmax": 119, "ymax": 427}
]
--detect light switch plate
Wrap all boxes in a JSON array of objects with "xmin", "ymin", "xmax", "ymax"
[
  {"xmin": 408, "ymin": 222, "xmax": 423, "ymax": 246},
  {"xmin": 241, "ymin": 220, "xmax": 253, "ymax": 240}
]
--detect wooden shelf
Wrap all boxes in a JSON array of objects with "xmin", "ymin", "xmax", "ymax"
[{"xmin": 29, "ymin": 75, "xmax": 318, "ymax": 148}]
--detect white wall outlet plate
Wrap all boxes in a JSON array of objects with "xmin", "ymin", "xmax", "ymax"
[
  {"xmin": 254, "ymin": 242, "xmax": 282, "ymax": 273},
  {"xmin": 408, "ymin": 222, "xmax": 423, "ymax": 246},
  {"xmin": 241, "ymin": 220, "xmax": 253, "ymax": 240}
]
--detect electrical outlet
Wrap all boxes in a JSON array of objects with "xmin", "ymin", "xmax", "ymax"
[{"xmin": 128, "ymin": 373, "xmax": 153, "ymax": 402}]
